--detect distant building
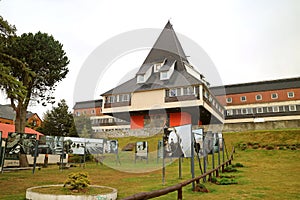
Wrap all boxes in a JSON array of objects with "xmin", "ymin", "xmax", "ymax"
[
  {"xmin": 101, "ymin": 21, "xmax": 224, "ymax": 130},
  {"xmin": 73, "ymin": 99, "xmax": 103, "ymax": 117},
  {"xmin": 73, "ymin": 100, "xmax": 130, "ymax": 132},
  {"xmin": 211, "ymin": 77, "xmax": 300, "ymax": 131},
  {"xmin": 0, "ymin": 104, "xmax": 42, "ymax": 129}
]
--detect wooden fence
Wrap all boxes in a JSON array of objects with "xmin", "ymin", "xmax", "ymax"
[{"xmin": 122, "ymin": 147, "xmax": 235, "ymax": 200}]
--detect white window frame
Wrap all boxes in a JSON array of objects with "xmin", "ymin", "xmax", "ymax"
[
  {"xmin": 241, "ymin": 108, "xmax": 248, "ymax": 114},
  {"xmin": 226, "ymin": 97, "xmax": 232, "ymax": 103},
  {"xmin": 256, "ymin": 94, "xmax": 262, "ymax": 101},
  {"xmin": 176, "ymin": 88, "xmax": 182, "ymax": 96},
  {"xmin": 271, "ymin": 93, "xmax": 278, "ymax": 99},
  {"xmin": 256, "ymin": 107, "xmax": 263, "ymax": 113},
  {"xmin": 123, "ymin": 94, "xmax": 129, "ymax": 102},
  {"xmin": 160, "ymin": 71, "xmax": 168, "ymax": 80},
  {"xmin": 137, "ymin": 75, "xmax": 145, "ymax": 83},
  {"xmin": 226, "ymin": 109, "xmax": 233, "ymax": 116},
  {"xmin": 289, "ymin": 105, "xmax": 296, "ymax": 111},
  {"xmin": 272, "ymin": 106, "xmax": 279, "ymax": 112},
  {"xmin": 287, "ymin": 92, "xmax": 294, "ymax": 98},
  {"xmin": 240, "ymin": 96, "xmax": 247, "ymax": 102},
  {"xmin": 169, "ymin": 88, "xmax": 177, "ymax": 97}
]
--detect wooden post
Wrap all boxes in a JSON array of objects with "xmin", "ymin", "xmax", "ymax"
[{"xmin": 177, "ymin": 188, "xmax": 182, "ymax": 200}]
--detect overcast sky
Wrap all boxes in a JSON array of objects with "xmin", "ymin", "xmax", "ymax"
[{"xmin": 1, "ymin": 0, "xmax": 300, "ymax": 118}]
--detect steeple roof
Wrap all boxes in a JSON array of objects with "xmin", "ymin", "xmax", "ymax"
[
  {"xmin": 102, "ymin": 21, "xmax": 203, "ymax": 96},
  {"xmin": 142, "ymin": 21, "xmax": 188, "ymax": 71}
]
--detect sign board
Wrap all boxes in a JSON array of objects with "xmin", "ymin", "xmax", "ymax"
[
  {"xmin": 136, "ymin": 141, "xmax": 148, "ymax": 158},
  {"xmin": 164, "ymin": 124, "xmax": 192, "ymax": 158}
]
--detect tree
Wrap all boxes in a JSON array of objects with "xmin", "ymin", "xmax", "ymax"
[
  {"xmin": 73, "ymin": 115, "xmax": 94, "ymax": 138},
  {"xmin": 0, "ymin": 16, "xmax": 28, "ymax": 100},
  {"xmin": 2, "ymin": 30, "xmax": 69, "ymax": 133},
  {"xmin": 39, "ymin": 99, "xmax": 78, "ymax": 137}
]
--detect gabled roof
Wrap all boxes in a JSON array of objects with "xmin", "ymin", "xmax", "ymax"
[
  {"xmin": 0, "ymin": 123, "xmax": 43, "ymax": 139},
  {"xmin": 73, "ymin": 99, "xmax": 103, "ymax": 109},
  {"xmin": 102, "ymin": 21, "xmax": 203, "ymax": 96},
  {"xmin": 0, "ymin": 105, "xmax": 15, "ymax": 120},
  {"xmin": 211, "ymin": 77, "xmax": 300, "ymax": 96}
]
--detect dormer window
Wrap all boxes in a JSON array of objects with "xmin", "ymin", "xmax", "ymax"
[
  {"xmin": 154, "ymin": 63, "xmax": 162, "ymax": 72},
  {"xmin": 137, "ymin": 75, "xmax": 145, "ymax": 83},
  {"xmin": 160, "ymin": 71, "xmax": 168, "ymax": 80}
]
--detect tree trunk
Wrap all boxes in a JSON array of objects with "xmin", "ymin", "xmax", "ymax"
[
  {"xmin": 15, "ymin": 104, "xmax": 29, "ymax": 167},
  {"xmin": 15, "ymin": 104, "xmax": 27, "ymax": 133}
]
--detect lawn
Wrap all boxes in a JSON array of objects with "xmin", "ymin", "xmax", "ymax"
[{"xmin": 0, "ymin": 129, "xmax": 299, "ymax": 200}]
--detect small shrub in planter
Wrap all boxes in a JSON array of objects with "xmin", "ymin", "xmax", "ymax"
[{"xmin": 64, "ymin": 172, "xmax": 90, "ymax": 192}]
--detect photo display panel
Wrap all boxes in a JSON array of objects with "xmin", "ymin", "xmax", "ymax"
[
  {"xmin": 164, "ymin": 124, "xmax": 192, "ymax": 158},
  {"xmin": 85, "ymin": 138, "xmax": 104, "ymax": 154},
  {"xmin": 136, "ymin": 141, "xmax": 148, "ymax": 158},
  {"xmin": 5, "ymin": 133, "xmax": 37, "ymax": 159}
]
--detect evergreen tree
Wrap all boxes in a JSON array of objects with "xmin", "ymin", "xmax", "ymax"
[{"xmin": 40, "ymin": 99, "xmax": 78, "ymax": 137}]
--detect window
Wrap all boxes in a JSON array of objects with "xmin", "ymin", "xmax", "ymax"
[
  {"xmin": 240, "ymin": 96, "xmax": 247, "ymax": 102},
  {"xmin": 241, "ymin": 108, "xmax": 248, "ymax": 114},
  {"xmin": 91, "ymin": 109, "xmax": 95, "ymax": 114},
  {"xmin": 287, "ymin": 92, "xmax": 294, "ymax": 98},
  {"xmin": 256, "ymin": 107, "xmax": 263, "ymax": 113},
  {"xmin": 204, "ymin": 90, "xmax": 209, "ymax": 99},
  {"xmin": 169, "ymin": 88, "xmax": 177, "ymax": 97},
  {"xmin": 226, "ymin": 97, "xmax": 232, "ymax": 103},
  {"xmin": 267, "ymin": 107, "xmax": 273, "ymax": 112},
  {"xmin": 154, "ymin": 63, "xmax": 162, "ymax": 72},
  {"xmin": 273, "ymin": 106, "xmax": 279, "ymax": 112},
  {"xmin": 107, "ymin": 96, "xmax": 115, "ymax": 103},
  {"xmin": 160, "ymin": 72, "xmax": 168, "ymax": 80},
  {"xmin": 183, "ymin": 86, "xmax": 194, "ymax": 95},
  {"xmin": 256, "ymin": 94, "xmax": 262, "ymax": 101},
  {"xmin": 123, "ymin": 94, "xmax": 130, "ymax": 102},
  {"xmin": 176, "ymin": 88, "xmax": 182, "ymax": 96},
  {"xmin": 271, "ymin": 93, "xmax": 278, "ymax": 99},
  {"xmin": 137, "ymin": 75, "xmax": 144, "ymax": 83},
  {"xmin": 226, "ymin": 109, "xmax": 233, "ymax": 116},
  {"xmin": 289, "ymin": 105, "xmax": 296, "ymax": 111}
]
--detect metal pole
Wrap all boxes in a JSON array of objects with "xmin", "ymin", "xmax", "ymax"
[
  {"xmin": 1, "ymin": 138, "xmax": 8, "ymax": 174},
  {"xmin": 212, "ymin": 139, "xmax": 215, "ymax": 177},
  {"xmin": 203, "ymin": 134, "xmax": 207, "ymax": 182},
  {"xmin": 218, "ymin": 134, "xmax": 221, "ymax": 167},
  {"xmin": 190, "ymin": 125, "xmax": 195, "ymax": 190},
  {"xmin": 178, "ymin": 157, "xmax": 182, "ymax": 179},
  {"xmin": 32, "ymin": 139, "xmax": 39, "ymax": 174},
  {"xmin": 222, "ymin": 138, "xmax": 225, "ymax": 163},
  {"xmin": 0, "ymin": 132, "xmax": 2, "ymax": 169}
]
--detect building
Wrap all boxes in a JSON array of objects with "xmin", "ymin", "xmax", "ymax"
[
  {"xmin": 101, "ymin": 21, "xmax": 224, "ymax": 130},
  {"xmin": 73, "ymin": 99, "xmax": 103, "ymax": 117},
  {"xmin": 73, "ymin": 100, "xmax": 130, "ymax": 133},
  {"xmin": 0, "ymin": 104, "xmax": 42, "ymax": 129},
  {"xmin": 211, "ymin": 77, "xmax": 300, "ymax": 131}
]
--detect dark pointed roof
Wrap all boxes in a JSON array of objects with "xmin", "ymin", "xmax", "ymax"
[
  {"xmin": 102, "ymin": 21, "xmax": 203, "ymax": 96},
  {"xmin": 142, "ymin": 21, "xmax": 188, "ymax": 71}
]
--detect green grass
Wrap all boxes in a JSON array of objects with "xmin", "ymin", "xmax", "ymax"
[{"xmin": 0, "ymin": 129, "xmax": 300, "ymax": 199}]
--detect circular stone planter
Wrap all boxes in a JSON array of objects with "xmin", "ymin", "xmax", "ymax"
[{"xmin": 26, "ymin": 184, "xmax": 117, "ymax": 200}]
